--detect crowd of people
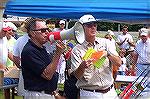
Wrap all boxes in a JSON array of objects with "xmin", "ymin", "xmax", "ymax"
[{"xmin": 0, "ymin": 14, "xmax": 150, "ymax": 99}]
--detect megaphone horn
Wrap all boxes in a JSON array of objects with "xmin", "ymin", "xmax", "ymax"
[{"xmin": 47, "ymin": 22, "xmax": 85, "ymax": 44}]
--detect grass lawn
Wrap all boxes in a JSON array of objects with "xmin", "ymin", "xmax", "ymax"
[{"xmin": 0, "ymin": 90, "xmax": 23, "ymax": 99}]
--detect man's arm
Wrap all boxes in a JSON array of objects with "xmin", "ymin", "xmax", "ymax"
[
  {"xmin": 108, "ymin": 54, "xmax": 122, "ymax": 68},
  {"xmin": 41, "ymin": 41, "xmax": 65, "ymax": 80},
  {"xmin": 13, "ymin": 55, "xmax": 21, "ymax": 68},
  {"xmin": 127, "ymin": 40, "xmax": 135, "ymax": 47},
  {"xmin": 116, "ymin": 38, "xmax": 127, "ymax": 46},
  {"xmin": 41, "ymin": 51, "xmax": 62, "ymax": 80},
  {"xmin": 132, "ymin": 52, "xmax": 138, "ymax": 66},
  {"xmin": 8, "ymin": 52, "xmax": 14, "ymax": 62}
]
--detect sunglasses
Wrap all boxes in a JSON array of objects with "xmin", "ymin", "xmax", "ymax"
[
  {"xmin": 32, "ymin": 28, "xmax": 49, "ymax": 33},
  {"xmin": 84, "ymin": 22, "xmax": 97, "ymax": 28},
  {"xmin": 59, "ymin": 23, "xmax": 65, "ymax": 25}
]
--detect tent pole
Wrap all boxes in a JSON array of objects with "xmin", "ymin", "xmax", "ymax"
[{"xmin": 118, "ymin": 24, "xmax": 120, "ymax": 34}]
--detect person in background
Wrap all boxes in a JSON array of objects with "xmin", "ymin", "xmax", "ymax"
[
  {"xmin": 104, "ymin": 31, "xmax": 116, "ymax": 51},
  {"xmin": 117, "ymin": 48, "xmax": 128, "ymax": 75},
  {"xmin": 52, "ymin": 19, "xmax": 67, "ymax": 96},
  {"xmin": 0, "ymin": 27, "xmax": 8, "ymax": 70},
  {"xmin": 64, "ymin": 42, "xmax": 74, "ymax": 60},
  {"xmin": 53, "ymin": 20, "xmax": 66, "ymax": 32},
  {"xmin": 105, "ymin": 32, "xmax": 118, "ymax": 80},
  {"xmin": 107, "ymin": 30, "xmax": 116, "ymax": 40},
  {"xmin": 21, "ymin": 18, "xmax": 65, "ymax": 99},
  {"xmin": 71, "ymin": 14, "xmax": 121, "ymax": 99},
  {"xmin": 46, "ymin": 19, "xmax": 55, "ymax": 32},
  {"xmin": 5, "ymin": 26, "xmax": 16, "ymax": 67},
  {"xmin": 116, "ymin": 25, "xmax": 135, "ymax": 56},
  {"xmin": 134, "ymin": 28, "xmax": 150, "ymax": 97},
  {"xmin": 0, "ymin": 25, "xmax": 16, "ymax": 99},
  {"xmin": 13, "ymin": 33, "xmax": 30, "ymax": 96},
  {"xmin": 17, "ymin": 21, "xmax": 27, "ymax": 35},
  {"xmin": 126, "ymin": 47, "xmax": 136, "ymax": 76},
  {"xmin": 64, "ymin": 42, "xmax": 80, "ymax": 99},
  {"xmin": 3, "ymin": 21, "xmax": 19, "ymax": 40}
]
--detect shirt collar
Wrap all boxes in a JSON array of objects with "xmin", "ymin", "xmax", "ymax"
[{"xmin": 82, "ymin": 38, "xmax": 99, "ymax": 47}]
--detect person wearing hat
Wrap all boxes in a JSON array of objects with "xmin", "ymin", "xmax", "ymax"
[
  {"xmin": 0, "ymin": 27, "xmax": 9, "ymax": 69},
  {"xmin": 134, "ymin": 28, "xmax": 150, "ymax": 97},
  {"xmin": 53, "ymin": 20, "xmax": 66, "ymax": 32},
  {"xmin": 0, "ymin": 26, "xmax": 16, "ymax": 99},
  {"xmin": 70, "ymin": 14, "xmax": 121, "ymax": 99},
  {"xmin": 4, "ymin": 26, "xmax": 17, "ymax": 68},
  {"xmin": 3, "ymin": 21, "xmax": 19, "ymax": 40},
  {"xmin": 51, "ymin": 19, "xmax": 67, "ymax": 96},
  {"xmin": 105, "ymin": 30, "xmax": 116, "ymax": 51}
]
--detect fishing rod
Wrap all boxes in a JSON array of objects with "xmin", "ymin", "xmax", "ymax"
[{"xmin": 120, "ymin": 65, "xmax": 150, "ymax": 99}]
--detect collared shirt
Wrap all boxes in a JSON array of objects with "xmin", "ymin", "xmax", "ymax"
[
  {"xmin": 21, "ymin": 40, "xmax": 58, "ymax": 92},
  {"xmin": 135, "ymin": 39, "xmax": 150, "ymax": 64},
  {"xmin": 71, "ymin": 37, "xmax": 119, "ymax": 90}
]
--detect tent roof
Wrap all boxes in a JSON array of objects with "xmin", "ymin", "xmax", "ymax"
[{"xmin": 4, "ymin": 0, "xmax": 150, "ymax": 24}]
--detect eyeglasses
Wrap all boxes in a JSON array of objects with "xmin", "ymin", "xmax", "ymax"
[
  {"xmin": 32, "ymin": 28, "xmax": 49, "ymax": 33},
  {"xmin": 84, "ymin": 22, "xmax": 97, "ymax": 28}
]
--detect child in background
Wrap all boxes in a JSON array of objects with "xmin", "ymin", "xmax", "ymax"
[{"xmin": 118, "ymin": 48, "xmax": 128, "ymax": 75}]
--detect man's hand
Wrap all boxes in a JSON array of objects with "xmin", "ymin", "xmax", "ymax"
[
  {"xmin": 55, "ymin": 40, "xmax": 66, "ymax": 55},
  {"xmin": 80, "ymin": 59, "xmax": 93, "ymax": 69}
]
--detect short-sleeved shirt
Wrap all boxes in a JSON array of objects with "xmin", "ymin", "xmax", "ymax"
[
  {"xmin": 71, "ymin": 37, "xmax": 119, "ymax": 90},
  {"xmin": 13, "ymin": 34, "xmax": 29, "ymax": 57},
  {"xmin": 135, "ymin": 39, "xmax": 150, "ymax": 64},
  {"xmin": 117, "ymin": 33, "xmax": 133, "ymax": 49},
  {"xmin": 0, "ymin": 37, "xmax": 8, "ymax": 66},
  {"xmin": 21, "ymin": 40, "xmax": 58, "ymax": 92}
]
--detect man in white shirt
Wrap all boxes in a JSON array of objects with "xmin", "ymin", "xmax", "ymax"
[
  {"xmin": 0, "ymin": 27, "xmax": 8, "ymax": 69},
  {"xmin": 134, "ymin": 28, "xmax": 150, "ymax": 97},
  {"xmin": 117, "ymin": 26, "xmax": 135, "ymax": 56},
  {"xmin": 13, "ymin": 33, "xmax": 29, "ymax": 96}
]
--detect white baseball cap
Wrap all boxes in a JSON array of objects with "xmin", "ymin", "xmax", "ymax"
[
  {"xmin": 79, "ymin": 14, "xmax": 97, "ymax": 24},
  {"xmin": 3, "ymin": 22, "xmax": 17, "ymax": 31},
  {"xmin": 139, "ymin": 28, "xmax": 148, "ymax": 36},
  {"xmin": 107, "ymin": 30, "xmax": 114, "ymax": 35},
  {"xmin": 59, "ymin": 20, "xmax": 65, "ymax": 25}
]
